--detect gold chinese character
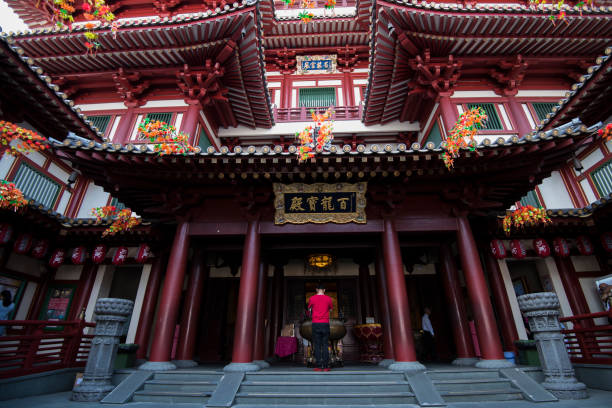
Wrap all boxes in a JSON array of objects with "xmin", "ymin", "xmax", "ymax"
[
  {"xmin": 289, "ymin": 197, "xmax": 304, "ymax": 211},
  {"xmin": 321, "ymin": 196, "xmax": 334, "ymax": 211},
  {"xmin": 306, "ymin": 196, "xmax": 319, "ymax": 211},
  {"xmin": 337, "ymin": 198, "xmax": 349, "ymax": 210}
]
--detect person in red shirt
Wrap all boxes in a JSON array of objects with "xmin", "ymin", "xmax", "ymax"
[{"xmin": 307, "ymin": 283, "xmax": 333, "ymax": 371}]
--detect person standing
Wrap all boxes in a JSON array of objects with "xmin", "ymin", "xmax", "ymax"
[
  {"xmin": 421, "ymin": 306, "xmax": 437, "ymax": 362},
  {"xmin": 0, "ymin": 290, "xmax": 15, "ymax": 336},
  {"xmin": 307, "ymin": 283, "xmax": 333, "ymax": 371}
]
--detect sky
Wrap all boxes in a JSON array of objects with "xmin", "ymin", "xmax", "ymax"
[{"xmin": 0, "ymin": 0, "xmax": 28, "ymax": 32}]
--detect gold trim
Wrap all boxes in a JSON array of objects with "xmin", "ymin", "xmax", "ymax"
[
  {"xmin": 273, "ymin": 182, "xmax": 367, "ymax": 225},
  {"xmin": 296, "ymin": 55, "xmax": 338, "ymax": 75}
]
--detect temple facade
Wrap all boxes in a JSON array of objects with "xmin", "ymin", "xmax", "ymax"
[{"xmin": 0, "ymin": 0, "xmax": 610, "ymax": 373}]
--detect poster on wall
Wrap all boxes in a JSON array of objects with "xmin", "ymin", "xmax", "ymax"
[
  {"xmin": 39, "ymin": 284, "xmax": 76, "ymax": 329},
  {"xmin": 0, "ymin": 274, "xmax": 26, "ymax": 317},
  {"xmin": 595, "ymin": 274, "xmax": 612, "ymax": 312}
]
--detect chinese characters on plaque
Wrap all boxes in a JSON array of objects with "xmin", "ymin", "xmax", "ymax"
[
  {"xmin": 296, "ymin": 55, "xmax": 337, "ymax": 75},
  {"xmin": 274, "ymin": 183, "xmax": 367, "ymax": 224}
]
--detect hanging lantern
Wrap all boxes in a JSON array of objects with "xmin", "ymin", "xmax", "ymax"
[
  {"xmin": 112, "ymin": 246, "xmax": 129, "ymax": 265},
  {"xmin": 0, "ymin": 223, "xmax": 13, "ymax": 244},
  {"xmin": 576, "ymin": 236, "xmax": 594, "ymax": 256},
  {"xmin": 136, "ymin": 244, "xmax": 151, "ymax": 263},
  {"xmin": 71, "ymin": 246, "xmax": 87, "ymax": 265},
  {"xmin": 92, "ymin": 244, "xmax": 107, "ymax": 264},
  {"xmin": 532, "ymin": 238, "xmax": 551, "ymax": 258},
  {"xmin": 510, "ymin": 240, "xmax": 527, "ymax": 259},
  {"xmin": 31, "ymin": 239, "xmax": 50, "ymax": 259},
  {"xmin": 602, "ymin": 232, "xmax": 612, "ymax": 253},
  {"xmin": 490, "ymin": 239, "xmax": 506, "ymax": 259},
  {"xmin": 13, "ymin": 233, "xmax": 33, "ymax": 254},
  {"xmin": 553, "ymin": 237, "xmax": 570, "ymax": 258},
  {"xmin": 48, "ymin": 248, "xmax": 65, "ymax": 268}
]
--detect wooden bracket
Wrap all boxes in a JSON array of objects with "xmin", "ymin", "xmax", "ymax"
[{"xmin": 112, "ymin": 68, "xmax": 150, "ymax": 108}]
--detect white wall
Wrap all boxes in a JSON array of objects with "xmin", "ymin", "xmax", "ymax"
[
  {"xmin": 498, "ymin": 259, "xmax": 528, "ymax": 340},
  {"xmin": 55, "ymin": 265, "xmax": 83, "ymax": 281},
  {"xmin": 14, "ymin": 281, "xmax": 37, "ymax": 320},
  {"xmin": 77, "ymin": 182, "xmax": 110, "ymax": 218},
  {"xmin": 84, "ymin": 265, "xmax": 113, "ymax": 323},
  {"xmin": 125, "ymin": 264, "xmax": 151, "ymax": 343},
  {"xmin": 537, "ymin": 171, "xmax": 574, "ymax": 208}
]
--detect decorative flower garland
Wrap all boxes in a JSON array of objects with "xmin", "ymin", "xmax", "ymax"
[
  {"xmin": 502, "ymin": 205, "xmax": 551, "ymax": 235},
  {"xmin": 91, "ymin": 205, "xmax": 141, "ymax": 237},
  {"xmin": 0, "ymin": 180, "xmax": 28, "ymax": 211},
  {"xmin": 530, "ymin": 0, "xmax": 595, "ymax": 24},
  {"xmin": 442, "ymin": 107, "xmax": 487, "ymax": 170},
  {"xmin": 598, "ymin": 123, "xmax": 611, "ymax": 142},
  {"xmin": 280, "ymin": 0, "xmax": 335, "ymax": 24},
  {"xmin": 0, "ymin": 120, "xmax": 48, "ymax": 156},
  {"xmin": 137, "ymin": 118, "xmax": 198, "ymax": 156},
  {"xmin": 296, "ymin": 107, "xmax": 335, "ymax": 162}
]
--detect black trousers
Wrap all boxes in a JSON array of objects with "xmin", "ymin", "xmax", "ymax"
[
  {"xmin": 422, "ymin": 331, "xmax": 437, "ymax": 362},
  {"xmin": 312, "ymin": 322, "xmax": 330, "ymax": 368}
]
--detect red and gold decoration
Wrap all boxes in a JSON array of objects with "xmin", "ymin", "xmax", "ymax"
[
  {"xmin": 137, "ymin": 118, "xmax": 197, "ymax": 156},
  {"xmin": 490, "ymin": 239, "xmax": 507, "ymax": 259},
  {"xmin": 353, "ymin": 324, "xmax": 384, "ymax": 363},
  {"xmin": 502, "ymin": 205, "xmax": 551, "ymax": 235},
  {"xmin": 0, "ymin": 223, "xmax": 13, "ymax": 245},
  {"xmin": 601, "ymin": 232, "xmax": 612, "ymax": 253},
  {"xmin": 576, "ymin": 235, "xmax": 594, "ymax": 256},
  {"xmin": 13, "ymin": 233, "xmax": 33, "ymax": 254},
  {"xmin": 71, "ymin": 246, "xmax": 87, "ymax": 265},
  {"xmin": 31, "ymin": 239, "xmax": 50, "ymax": 259},
  {"xmin": 91, "ymin": 205, "xmax": 141, "ymax": 237},
  {"xmin": 0, "ymin": 180, "xmax": 28, "ymax": 211},
  {"xmin": 510, "ymin": 239, "xmax": 527, "ymax": 259},
  {"xmin": 442, "ymin": 106, "xmax": 487, "ymax": 170},
  {"xmin": 136, "ymin": 244, "xmax": 151, "ymax": 263},
  {"xmin": 112, "ymin": 246, "xmax": 129, "ymax": 265},
  {"xmin": 0, "ymin": 121, "xmax": 48, "ymax": 157},
  {"xmin": 49, "ymin": 248, "xmax": 66, "ymax": 268},
  {"xmin": 553, "ymin": 237, "xmax": 570, "ymax": 257},
  {"xmin": 296, "ymin": 108, "xmax": 335, "ymax": 162},
  {"xmin": 92, "ymin": 244, "xmax": 107, "ymax": 264},
  {"xmin": 598, "ymin": 123, "xmax": 612, "ymax": 142},
  {"xmin": 533, "ymin": 238, "xmax": 551, "ymax": 258}
]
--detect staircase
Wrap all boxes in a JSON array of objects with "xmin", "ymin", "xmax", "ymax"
[
  {"xmin": 233, "ymin": 370, "xmax": 417, "ymax": 406},
  {"xmin": 427, "ymin": 368, "xmax": 524, "ymax": 402},
  {"xmin": 131, "ymin": 370, "xmax": 223, "ymax": 404}
]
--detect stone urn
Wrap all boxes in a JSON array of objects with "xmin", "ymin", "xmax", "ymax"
[{"xmin": 299, "ymin": 318, "xmax": 347, "ymax": 367}]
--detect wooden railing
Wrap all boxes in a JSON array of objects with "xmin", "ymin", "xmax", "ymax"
[
  {"xmin": 273, "ymin": 105, "xmax": 362, "ymax": 122},
  {"xmin": 0, "ymin": 320, "xmax": 95, "ymax": 379},
  {"xmin": 560, "ymin": 310, "xmax": 612, "ymax": 365}
]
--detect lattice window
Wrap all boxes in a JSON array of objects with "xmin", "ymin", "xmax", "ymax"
[
  {"xmin": 145, "ymin": 112, "xmax": 173, "ymax": 124},
  {"xmin": 298, "ymin": 88, "xmax": 336, "ymax": 108},
  {"xmin": 198, "ymin": 127, "xmax": 212, "ymax": 150},
  {"xmin": 12, "ymin": 162, "xmax": 61, "ymax": 208},
  {"xmin": 532, "ymin": 103, "xmax": 558, "ymax": 123},
  {"xmin": 110, "ymin": 197, "xmax": 126, "ymax": 211},
  {"xmin": 88, "ymin": 115, "xmax": 111, "ymax": 134},
  {"xmin": 591, "ymin": 159, "xmax": 612, "ymax": 197},
  {"xmin": 425, "ymin": 120, "xmax": 443, "ymax": 145},
  {"xmin": 467, "ymin": 103, "xmax": 503, "ymax": 130},
  {"xmin": 519, "ymin": 190, "xmax": 542, "ymax": 208}
]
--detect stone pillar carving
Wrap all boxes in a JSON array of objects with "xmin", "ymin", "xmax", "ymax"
[
  {"xmin": 517, "ymin": 292, "xmax": 587, "ymax": 399},
  {"xmin": 72, "ymin": 298, "xmax": 134, "ymax": 401}
]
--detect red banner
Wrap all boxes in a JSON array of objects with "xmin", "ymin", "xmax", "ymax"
[
  {"xmin": 576, "ymin": 236, "xmax": 594, "ymax": 256},
  {"xmin": 13, "ymin": 233, "xmax": 33, "ymax": 254},
  {"xmin": 553, "ymin": 237, "xmax": 570, "ymax": 258},
  {"xmin": 49, "ymin": 248, "xmax": 66, "ymax": 268},
  {"xmin": 92, "ymin": 244, "xmax": 107, "ymax": 264},
  {"xmin": 112, "ymin": 246, "xmax": 129, "ymax": 265},
  {"xmin": 602, "ymin": 232, "xmax": 612, "ymax": 253},
  {"xmin": 71, "ymin": 246, "xmax": 87, "ymax": 265},
  {"xmin": 31, "ymin": 239, "xmax": 50, "ymax": 259},
  {"xmin": 0, "ymin": 223, "xmax": 13, "ymax": 244},
  {"xmin": 490, "ymin": 239, "xmax": 506, "ymax": 259},
  {"xmin": 510, "ymin": 240, "xmax": 526, "ymax": 259},
  {"xmin": 136, "ymin": 244, "xmax": 151, "ymax": 263},
  {"xmin": 533, "ymin": 238, "xmax": 550, "ymax": 257}
]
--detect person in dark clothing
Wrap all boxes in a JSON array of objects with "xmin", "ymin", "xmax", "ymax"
[{"xmin": 307, "ymin": 283, "xmax": 333, "ymax": 371}]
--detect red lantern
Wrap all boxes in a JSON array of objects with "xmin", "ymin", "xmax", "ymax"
[
  {"xmin": 490, "ymin": 239, "xmax": 506, "ymax": 259},
  {"xmin": 510, "ymin": 240, "xmax": 527, "ymax": 259},
  {"xmin": 136, "ymin": 244, "xmax": 151, "ymax": 263},
  {"xmin": 0, "ymin": 223, "xmax": 13, "ymax": 245},
  {"xmin": 532, "ymin": 238, "xmax": 551, "ymax": 257},
  {"xmin": 576, "ymin": 236, "xmax": 594, "ymax": 256},
  {"xmin": 553, "ymin": 237, "xmax": 570, "ymax": 258},
  {"xmin": 92, "ymin": 244, "xmax": 107, "ymax": 264},
  {"xmin": 13, "ymin": 233, "xmax": 33, "ymax": 254},
  {"xmin": 71, "ymin": 246, "xmax": 87, "ymax": 265},
  {"xmin": 112, "ymin": 246, "xmax": 129, "ymax": 265},
  {"xmin": 600, "ymin": 232, "xmax": 612, "ymax": 253},
  {"xmin": 48, "ymin": 248, "xmax": 65, "ymax": 268},
  {"xmin": 31, "ymin": 239, "xmax": 49, "ymax": 259}
]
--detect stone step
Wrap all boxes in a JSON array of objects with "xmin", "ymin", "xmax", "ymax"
[
  {"xmin": 439, "ymin": 388, "xmax": 524, "ymax": 403},
  {"xmin": 245, "ymin": 372, "xmax": 405, "ymax": 382},
  {"xmin": 426, "ymin": 369, "xmax": 502, "ymax": 381},
  {"xmin": 152, "ymin": 371, "xmax": 223, "ymax": 382},
  {"xmin": 234, "ymin": 392, "xmax": 417, "ymax": 405},
  {"xmin": 132, "ymin": 390, "xmax": 212, "ymax": 403},
  {"xmin": 433, "ymin": 378, "xmax": 515, "ymax": 392},
  {"xmin": 143, "ymin": 379, "xmax": 218, "ymax": 392},
  {"xmin": 239, "ymin": 383, "xmax": 411, "ymax": 393}
]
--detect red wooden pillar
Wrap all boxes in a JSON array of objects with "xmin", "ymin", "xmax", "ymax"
[
  {"xmin": 483, "ymin": 251, "xmax": 519, "ymax": 353},
  {"xmin": 555, "ymin": 256, "xmax": 590, "ymax": 316},
  {"xmin": 375, "ymin": 247, "xmax": 395, "ymax": 366},
  {"xmin": 269, "ymin": 263, "xmax": 285, "ymax": 356},
  {"xmin": 115, "ymin": 108, "xmax": 136, "ymax": 144},
  {"xmin": 505, "ymin": 95, "xmax": 533, "ymax": 138},
  {"xmin": 139, "ymin": 222, "xmax": 190, "ymax": 370},
  {"xmin": 253, "ymin": 262, "xmax": 269, "ymax": 367},
  {"xmin": 358, "ymin": 260, "xmax": 373, "ymax": 323},
  {"xmin": 175, "ymin": 247, "xmax": 208, "ymax": 367},
  {"xmin": 135, "ymin": 254, "xmax": 165, "ymax": 360},
  {"xmin": 438, "ymin": 93, "xmax": 458, "ymax": 134},
  {"xmin": 28, "ymin": 267, "xmax": 55, "ymax": 320},
  {"xmin": 457, "ymin": 216, "xmax": 513, "ymax": 368},
  {"xmin": 68, "ymin": 262, "xmax": 98, "ymax": 320},
  {"xmin": 439, "ymin": 243, "xmax": 478, "ymax": 365},
  {"xmin": 560, "ymin": 167, "xmax": 588, "ymax": 208},
  {"xmin": 180, "ymin": 100, "xmax": 201, "ymax": 140},
  {"xmin": 382, "ymin": 218, "xmax": 424, "ymax": 372},
  {"xmin": 225, "ymin": 218, "xmax": 262, "ymax": 372}
]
